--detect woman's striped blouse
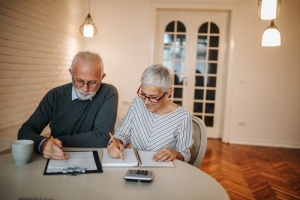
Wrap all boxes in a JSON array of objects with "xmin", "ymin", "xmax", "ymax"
[{"xmin": 114, "ymin": 97, "xmax": 193, "ymax": 162}]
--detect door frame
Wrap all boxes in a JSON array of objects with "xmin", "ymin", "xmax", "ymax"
[
  {"xmin": 155, "ymin": 12, "xmax": 228, "ymax": 138},
  {"xmin": 148, "ymin": 1, "xmax": 239, "ymax": 143}
]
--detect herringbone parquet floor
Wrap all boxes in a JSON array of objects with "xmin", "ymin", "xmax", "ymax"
[{"xmin": 200, "ymin": 139, "xmax": 300, "ymax": 200}]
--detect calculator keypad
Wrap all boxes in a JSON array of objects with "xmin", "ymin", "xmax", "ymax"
[{"xmin": 124, "ymin": 169, "xmax": 153, "ymax": 182}]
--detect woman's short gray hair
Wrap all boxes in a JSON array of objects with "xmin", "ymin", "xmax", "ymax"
[
  {"xmin": 70, "ymin": 51, "xmax": 104, "ymax": 76},
  {"xmin": 141, "ymin": 64, "xmax": 172, "ymax": 92}
]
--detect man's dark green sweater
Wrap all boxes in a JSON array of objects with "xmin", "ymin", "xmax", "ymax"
[{"xmin": 18, "ymin": 83, "xmax": 118, "ymax": 152}]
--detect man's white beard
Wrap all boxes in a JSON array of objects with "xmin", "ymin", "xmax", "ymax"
[{"xmin": 74, "ymin": 87, "xmax": 97, "ymax": 100}]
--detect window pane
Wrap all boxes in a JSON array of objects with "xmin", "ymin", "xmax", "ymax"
[
  {"xmin": 205, "ymin": 103, "xmax": 214, "ymax": 113},
  {"xmin": 175, "ymin": 61, "xmax": 184, "ymax": 73},
  {"xmin": 177, "ymin": 21, "xmax": 186, "ymax": 32},
  {"xmin": 207, "ymin": 77, "xmax": 216, "ymax": 87},
  {"xmin": 196, "ymin": 62, "xmax": 206, "ymax": 74},
  {"xmin": 166, "ymin": 21, "xmax": 175, "ymax": 32},
  {"xmin": 210, "ymin": 22, "xmax": 219, "ymax": 33},
  {"xmin": 195, "ymin": 68, "xmax": 202, "ymax": 75},
  {"xmin": 180, "ymin": 74, "xmax": 186, "ymax": 85},
  {"xmin": 208, "ymin": 63, "xmax": 217, "ymax": 74},
  {"xmin": 194, "ymin": 89, "xmax": 204, "ymax": 99},
  {"xmin": 206, "ymin": 90, "xmax": 215, "ymax": 100},
  {"xmin": 174, "ymin": 88, "xmax": 183, "ymax": 98},
  {"xmin": 204, "ymin": 116, "xmax": 214, "ymax": 127},
  {"xmin": 208, "ymin": 50, "xmax": 218, "ymax": 61},
  {"xmin": 195, "ymin": 115, "xmax": 202, "ymax": 120},
  {"xmin": 199, "ymin": 22, "xmax": 208, "ymax": 33},
  {"xmin": 164, "ymin": 34, "xmax": 174, "ymax": 45},
  {"xmin": 176, "ymin": 35, "xmax": 186, "ymax": 46},
  {"xmin": 195, "ymin": 76, "xmax": 204, "ymax": 87},
  {"xmin": 163, "ymin": 60, "xmax": 173, "ymax": 71},
  {"xmin": 173, "ymin": 101, "xmax": 182, "ymax": 106},
  {"xmin": 175, "ymin": 47, "xmax": 185, "ymax": 59},
  {"xmin": 197, "ymin": 36, "xmax": 207, "ymax": 47},
  {"xmin": 174, "ymin": 74, "xmax": 183, "ymax": 85},
  {"xmin": 197, "ymin": 49, "xmax": 206, "ymax": 60},
  {"xmin": 193, "ymin": 102, "xmax": 203, "ymax": 112},
  {"xmin": 209, "ymin": 36, "xmax": 219, "ymax": 47},
  {"xmin": 164, "ymin": 47, "xmax": 173, "ymax": 59}
]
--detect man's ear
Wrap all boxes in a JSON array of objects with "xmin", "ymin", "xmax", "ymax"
[
  {"xmin": 69, "ymin": 68, "xmax": 72, "ymax": 76},
  {"xmin": 101, "ymin": 73, "xmax": 106, "ymax": 81}
]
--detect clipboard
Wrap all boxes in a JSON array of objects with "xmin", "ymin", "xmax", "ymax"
[{"xmin": 43, "ymin": 151, "xmax": 102, "ymax": 175}]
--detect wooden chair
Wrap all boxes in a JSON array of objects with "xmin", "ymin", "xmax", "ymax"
[{"xmin": 188, "ymin": 116, "xmax": 207, "ymax": 168}]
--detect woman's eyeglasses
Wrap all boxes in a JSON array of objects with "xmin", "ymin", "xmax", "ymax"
[{"xmin": 136, "ymin": 86, "xmax": 166, "ymax": 103}]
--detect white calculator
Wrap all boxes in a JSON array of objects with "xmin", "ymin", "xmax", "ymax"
[{"xmin": 124, "ymin": 169, "xmax": 154, "ymax": 182}]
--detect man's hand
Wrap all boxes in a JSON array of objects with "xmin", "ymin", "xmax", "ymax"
[
  {"xmin": 107, "ymin": 139, "xmax": 124, "ymax": 158},
  {"xmin": 152, "ymin": 148, "xmax": 181, "ymax": 162},
  {"xmin": 41, "ymin": 138, "xmax": 67, "ymax": 160}
]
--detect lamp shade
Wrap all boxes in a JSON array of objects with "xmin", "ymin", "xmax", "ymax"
[
  {"xmin": 261, "ymin": 21, "xmax": 281, "ymax": 46},
  {"xmin": 258, "ymin": 0, "xmax": 281, "ymax": 20},
  {"xmin": 83, "ymin": 24, "xmax": 94, "ymax": 37},
  {"xmin": 79, "ymin": 14, "xmax": 97, "ymax": 37}
]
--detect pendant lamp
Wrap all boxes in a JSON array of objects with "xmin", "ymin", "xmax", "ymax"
[
  {"xmin": 261, "ymin": 21, "xmax": 281, "ymax": 47},
  {"xmin": 258, "ymin": 0, "xmax": 281, "ymax": 20},
  {"xmin": 79, "ymin": 0, "xmax": 97, "ymax": 37}
]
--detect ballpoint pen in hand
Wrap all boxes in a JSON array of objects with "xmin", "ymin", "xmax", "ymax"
[
  {"xmin": 109, "ymin": 132, "xmax": 124, "ymax": 160},
  {"xmin": 50, "ymin": 136, "xmax": 66, "ymax": 160}
]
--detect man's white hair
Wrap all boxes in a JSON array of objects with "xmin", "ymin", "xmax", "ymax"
[{"xmin": 70, "ymin": 51, "xmax": 104, "ymax": 76}]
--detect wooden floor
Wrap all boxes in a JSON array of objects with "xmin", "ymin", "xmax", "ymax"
[{"xmin": 200, "ymin": 139, "xmax": 300, "ymax": 200}]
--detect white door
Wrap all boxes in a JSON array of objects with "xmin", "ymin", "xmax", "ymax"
[{"xmin": 155, "ymin": 10, "xmax": 228, "ymax": 138}]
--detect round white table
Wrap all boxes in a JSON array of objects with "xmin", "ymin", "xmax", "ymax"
[{"xmin": 0, "ymin": 148, "xmax": 230, "ymax": 200}]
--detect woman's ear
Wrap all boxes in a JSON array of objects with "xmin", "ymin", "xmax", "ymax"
[{"xmin": 166, "ymin": 88, "xmax": 173, "ymax": 97}]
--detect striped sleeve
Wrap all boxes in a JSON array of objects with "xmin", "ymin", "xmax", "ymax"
[
  {"xmin": 176, "ymin": 113, "xmax": 193, "ymax": 162},
  {"xmin": 113, "ymin": 100, "xmax": 136, "ymax": 147}
]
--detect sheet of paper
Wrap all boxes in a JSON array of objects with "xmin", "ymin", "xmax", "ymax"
[
  {"xmin": 102, "ymin": 149, "xmax": 174, "ymax": 167},
  {"xmin": 46, "ymin": 151, "xmax": 97, "ymax": 173},
  {"xmin": 102, "ymin": 149, "xmax": 138, "ymax": 167},
  {"xmin": 138, "ymin": 151, "xmax": 174, "ymax": 167}
]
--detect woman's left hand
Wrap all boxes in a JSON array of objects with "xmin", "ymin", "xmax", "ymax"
[{"xmin": 152, "ymin": 148, "xmax": 177, "ymax": 162}]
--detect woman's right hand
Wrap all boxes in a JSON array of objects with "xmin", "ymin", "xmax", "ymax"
[{"xmin": 107, "ymin": 139, "xmax": 124, "ymax": 158}]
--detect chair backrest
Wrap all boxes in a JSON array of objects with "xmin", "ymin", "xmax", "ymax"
[{"xmin": 188, "ymin": 116, "xmax": 207, "ymax": 168}]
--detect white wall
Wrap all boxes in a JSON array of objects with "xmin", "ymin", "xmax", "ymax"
[
  {"xmin": 84, "ymin": 0, "xmax": 151, "ymax": 125},
  {"xmin": 85, "ymin": 0, "xmax": 300, "ymax": 148},
  {"xmin": 228, "ymin": 0, "xmax": 300, "ymax": 148}
]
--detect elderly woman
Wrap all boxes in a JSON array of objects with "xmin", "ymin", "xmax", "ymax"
[{"xmin": 108, "ymin": 64, "xmax": 193, "ymax": 162}]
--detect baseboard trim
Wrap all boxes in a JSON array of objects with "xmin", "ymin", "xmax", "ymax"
[{"xmin": 229, "ymin": 138, "xmax": 300, "ymax": 149}]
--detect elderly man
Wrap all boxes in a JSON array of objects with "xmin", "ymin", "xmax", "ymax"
[{"xmin": 18, "ymin": 51, "xmax": 118, "ymax": 160}]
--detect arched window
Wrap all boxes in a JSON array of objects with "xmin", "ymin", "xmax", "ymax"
[
  {"xmin": 194, "ymin": 22, "xmax": 220, "ymax": 127},
  {"xmin": 163, "ymin": 21, "xmax": 186, "ymax": 106}
]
